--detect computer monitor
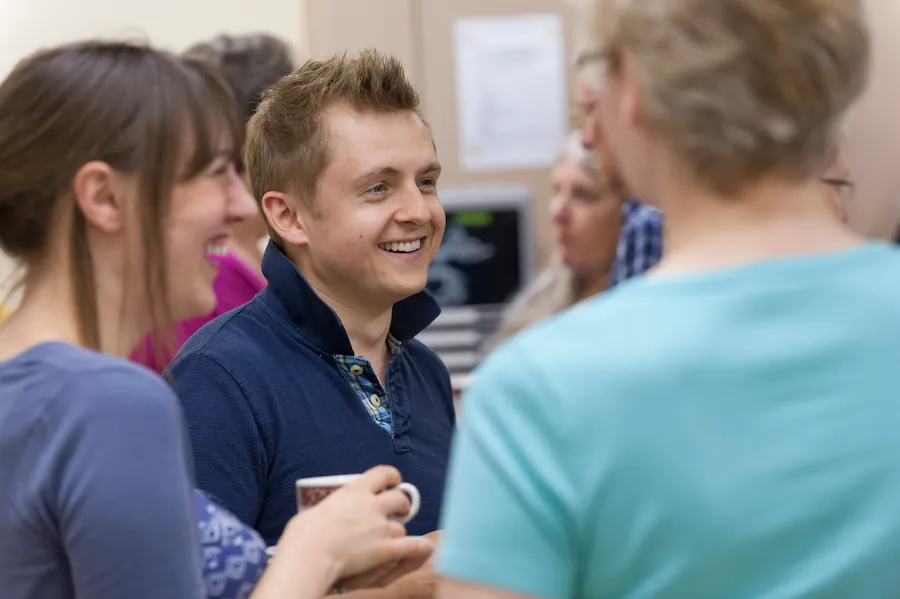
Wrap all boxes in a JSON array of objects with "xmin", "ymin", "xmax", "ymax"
[
  {"xmin": 420, "ymin": 185, "xmax": 535, "ymax": 391},
  {"xmin": 426, "ymin": 185, "xmax": 534, "ymax": 308}
]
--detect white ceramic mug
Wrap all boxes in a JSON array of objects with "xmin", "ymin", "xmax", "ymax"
[{"xmin": 295, "ymin": 474, "xmax": 421, "ymax": 524}]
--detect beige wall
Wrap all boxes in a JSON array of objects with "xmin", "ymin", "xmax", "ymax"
[
  {"xmin": 846, "ymin": 0, "xmax": 900, "ymax": 239},
  {"xmin": 0, "ymin": 0, "xmax": 310, "ymax": 302},
  {"xmin": 0, "ymin": 0, "xmax": 308, "ymax": 77},
  {"xmin": 308, "ymin": 0, "xmax": 900, "ymax": 249},
  {"xmin": 2, "ymin": 0, "xmax": 900, "ymax": 304}
]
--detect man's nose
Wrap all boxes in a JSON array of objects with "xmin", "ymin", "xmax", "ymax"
[{"xmin": 396, "ymin": 186, "xmax": 431, "ymax": 225}]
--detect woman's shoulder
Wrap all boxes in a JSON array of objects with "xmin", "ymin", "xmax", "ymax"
[{"xmin": 2, "ymin": 342, "xmax": 180, "ymax": 425}]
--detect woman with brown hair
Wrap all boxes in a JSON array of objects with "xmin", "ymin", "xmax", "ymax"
[
  {"xmin": 0, "ymin": 41, "xmax": 430, "ymax": 599},
  {"xmin": 132, "ymin": 34, "xmax": 298, "ymax": 373}
]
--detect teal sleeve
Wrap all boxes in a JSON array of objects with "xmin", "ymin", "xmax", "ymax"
[{"xmin": 436, "ymin": 343, "xmax": 577, "ymax": 599}]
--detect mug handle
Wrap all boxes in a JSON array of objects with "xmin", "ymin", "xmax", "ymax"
[{"xmin": 394, "ymin": 482, "xmax": 421, "ymax": 524}]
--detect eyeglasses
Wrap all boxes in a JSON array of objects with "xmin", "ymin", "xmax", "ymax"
[{"xmin": 820, "ymin": 177, "xmax": 855, "ymax": 207}]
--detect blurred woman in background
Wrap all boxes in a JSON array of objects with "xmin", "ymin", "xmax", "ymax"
[
  {"xmin": 183, "ymin": 33, "xmax": 295, "ymax": 275},
  {"xmin": 489, "ymin": 131, "xmax": 622, "ymax": 346},
  {"xmin": 132, "ymin": 33, "xmax": 296, "ymax": 373},
  {"xmin": 0, "ymin": 41, "xmax": 429, "ymax": 599}
]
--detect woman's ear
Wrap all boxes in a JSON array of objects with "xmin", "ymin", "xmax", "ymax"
[
  {"xmin": 261, "ymin": 191, "xmax": 310, "ymax": 246},
  {"xmin": 73, "ymin": 161, "xmax": 126, "ymax": 234}
]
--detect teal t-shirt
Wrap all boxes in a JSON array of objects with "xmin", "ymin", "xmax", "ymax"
[{"xmin": 437, "ymin": 243, "xmax": 900, "ymax": 599}]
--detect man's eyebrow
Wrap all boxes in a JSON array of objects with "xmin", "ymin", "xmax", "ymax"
[
  {"xmin": 351, "ymin": 162, "xmax": 442, "ymax": 186},
  {"xmin": 351, "ymin": 166, "xmax": 401, "ymax": 187},
  {"xmin": 418, "ymin": 162, "xmax": 442, "ymax": 176}
]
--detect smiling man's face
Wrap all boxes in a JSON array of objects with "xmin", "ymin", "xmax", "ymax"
[{"xmin": 294, "ymin": 105, "xmax": 446, "ymax": 308}]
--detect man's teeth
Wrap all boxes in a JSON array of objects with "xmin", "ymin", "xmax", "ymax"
[
  {"xmin": 379, "ymin": 239, "xmax": 422, "ymax": 253},
  {"xmin": 205, "ymin": 243, "xmax": 228, "ymax": 256}
]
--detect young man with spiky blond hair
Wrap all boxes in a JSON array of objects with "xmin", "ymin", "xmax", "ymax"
[{"xmin": 168, "ymin": 49, "xmax": 452, "ymax": 598}]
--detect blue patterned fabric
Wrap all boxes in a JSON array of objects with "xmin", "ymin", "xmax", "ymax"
[
  {"xmin": 195, "ymin": 490, "xmax": 266, "ymax": 599},
  {"xmin": 334, "ymin": 335, "xmax": 402, "ymax": 435},
  {"xmin": 609, "ymin": 200, "xmax": 664, "ymax": 287}
]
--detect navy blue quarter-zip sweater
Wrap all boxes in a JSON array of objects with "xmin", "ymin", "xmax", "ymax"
[{"xmin": 165, "ymin": 242, "xmax": 455, "ymax": 545}]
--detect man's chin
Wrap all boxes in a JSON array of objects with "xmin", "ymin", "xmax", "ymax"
[{"xmin": 381, "ymin": 277, "xmax": 429, "ymax": 303}]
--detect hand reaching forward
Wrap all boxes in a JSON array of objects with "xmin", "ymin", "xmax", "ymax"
[
  {"xmin": 337, "ymin": 530, "xmax": 442, "ymax": 599},
  {"xmin": 251, "ymin": 466, "xmax": 434, "ymax": 599}
]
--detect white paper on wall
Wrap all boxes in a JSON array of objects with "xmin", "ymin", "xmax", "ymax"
[{"xmin": 453, "ymin": 13, "xmax": 568, "ymax": 171}]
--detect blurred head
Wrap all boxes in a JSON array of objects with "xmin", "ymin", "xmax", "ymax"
[
  {"xmin": 184, "ymin": 33, "xmax": 297, "ymax": 242},
  {"xmin": 0, "ymin": 42, "xmax": 241, "ymax": 350},
  {"xmin": 185, "ymin": 33, "xmax": 295, "ymax": 125},
  {"xmin": 573, "ymin": 48, "xmax": 603, "ymax": 151},
  {"xmin": 594, "ymin": 0, "xmax": 871, "ymax": 205},
  {"xmin": 550, "ymin": 131, "xmax": 622, "ymax": 278},
  {"xmin": 245, "ymin": 50, "xmax": 445, "ymax": 311},
  {"xmin": 574, "ymin": 48, "xmax": 626, "ymax": 195},
  {"xmin": 821, "ymin": 139, "xmax": 853, "ymax": 223}
]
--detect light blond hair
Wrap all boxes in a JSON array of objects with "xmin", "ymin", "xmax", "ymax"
[
  {"xmin": 244, "ymin": 49, "xmax": 424, "ymax": 242},
  {"xmin": 595, "ymin": 0, "xmax": 870, "ymax": 195},
  {"xmin": 562, "ymin": 129, "xmax": 597, "ymax": 176}
]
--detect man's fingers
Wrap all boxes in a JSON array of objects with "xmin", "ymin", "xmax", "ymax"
[
  {"xmin": 340, "ymin": 561, "xmax": 402, "ymax": 591},
  {"xmin": 376, "ymin": 489, "xmax": 412, "ymax": 521},
  {"xmin": 379, "ymin": 552, "xmax": 431, "ymax": 584},
  {"xmin": 380, "ymin": 535, "xmax": 434, "ymax": 564},
  {"xmin": 338, "ymin": 538, "xmax": 434, "ymax": 591}
]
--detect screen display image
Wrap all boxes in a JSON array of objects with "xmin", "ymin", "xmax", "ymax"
[{"xmin": 427, "ymin": 208, "xmax": 523, "ymax": 307}]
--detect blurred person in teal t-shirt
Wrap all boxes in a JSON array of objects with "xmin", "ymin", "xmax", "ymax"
[{"xmin": 436, "ymin": 1, "xmax": 900, "ymax": 598}]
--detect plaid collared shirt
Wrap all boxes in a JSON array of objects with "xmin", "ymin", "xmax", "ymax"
[
  {"xmin": 333, "ymin": 334, "xmax": 403, "ymax": 435},
  {"xmin": 609, "ymin": 200, "xmax": 664, "ymax": 287}
]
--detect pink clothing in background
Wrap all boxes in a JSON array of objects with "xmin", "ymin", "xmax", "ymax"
[{"xmin": 131, "ymin": 252, "xmax": 266, "ymax": 373}]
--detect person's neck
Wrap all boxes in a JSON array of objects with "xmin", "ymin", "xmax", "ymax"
[
  {"xmin": 309, "ymin": 282, "xmax": 394, "ymax": 378},
  {"xmin": 575, "ymin": 270, "xmax": 609, "ymax": 302},
  {"xmin": 650, "ymin": 171, "xmax": 861, "ymax": 277},
  {"xmin": 0, "ymin": 266, "xmax": 143, "ymax": 360},
  {"xmin": 230, "ymin": 234, "xmax": 264, "ymax": 275}
]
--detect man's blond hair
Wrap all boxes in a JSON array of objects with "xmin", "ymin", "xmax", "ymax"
[
  {"xmin": 244, "ymin": 49, "xmax": 423, "ymax": 241},
  {"xmin": 595, "ymin": 0, "xmax": 870, "ymax": 195}
]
